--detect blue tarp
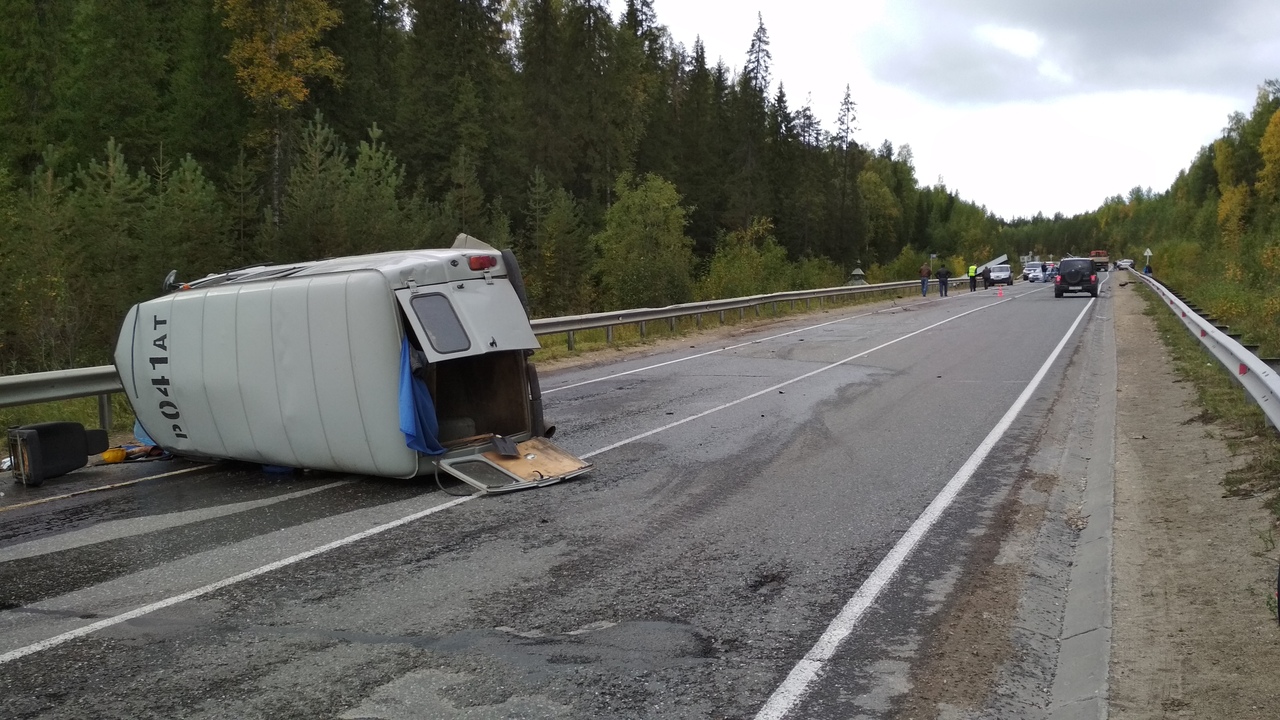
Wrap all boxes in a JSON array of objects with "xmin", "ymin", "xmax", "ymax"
[
  {"xmin": 133, "ymin": 418, "xmax": 156, "ymax": 446},
  {"xmin": 399, "ymin": 337, "xmax": 446, "ymax": 456}
]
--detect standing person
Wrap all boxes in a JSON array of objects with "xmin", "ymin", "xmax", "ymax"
[
  {"xmin": 919, "ymin": 263, "xmax": 931, "ymax": 297},
  {"xmin": 981, "ymin": 266, "xmax": 992, "ymax": 289},
  {"xmin": 1143, "ymin": 264, "xmax": 1153, "ymax": 276},
  {"xmin": 969, "ymin": 264, "xmax": 978, "ymax": 292},
  {"xmin": 936, "ymin": 265, "xmax": 952, "ymax": 297}
]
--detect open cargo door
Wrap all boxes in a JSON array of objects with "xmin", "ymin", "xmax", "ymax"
[{"xmin": 436, "ymin": 437, "xmax": 592, "ymax": 493}]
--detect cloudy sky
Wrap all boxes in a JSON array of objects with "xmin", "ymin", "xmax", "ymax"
[{"xmin": 641, "ymin": 0, "xmax": 1280, "ymax": 220}]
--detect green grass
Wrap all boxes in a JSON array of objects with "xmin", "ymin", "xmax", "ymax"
[
  {"xmin": 531, "ymin": 287, "xmax": 913, "ymax": 363},
  {"xmin": 1, "ymin": 394, "xmax": 136, "ymax": 438},
  {"xmin": 1138, "ymin": 285, "xmax": 1280, "ymax": 517}
]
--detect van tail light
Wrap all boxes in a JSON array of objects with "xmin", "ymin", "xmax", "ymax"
[
  {"xmin": 468, "ymin": 255, "xmax": 498, "ymax": 271},
  {"xmin": 1055, "ymin": 275, "xmax": 1061, "ymax": 284},
  {"xmin": 1091, "ymin": 274, "xmax": 1097, "ymax": 283}
]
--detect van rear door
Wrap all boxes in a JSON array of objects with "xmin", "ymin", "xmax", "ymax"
[
  {"xmin": 395, "ymin": 280, "xmax": 538, "ymax": 363},
  {"xmin": 435, "ymin": 437, "xmax": 593, "ymax": 493}
]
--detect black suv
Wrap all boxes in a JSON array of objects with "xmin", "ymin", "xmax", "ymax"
[{"xmin": 1054, "ymin": 258, "xmax": 1098, "ymax": 298}]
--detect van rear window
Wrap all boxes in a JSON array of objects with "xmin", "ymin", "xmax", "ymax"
[{"xmin": 410, "ymin": 294, "xmax": 471, "ymax": 353}]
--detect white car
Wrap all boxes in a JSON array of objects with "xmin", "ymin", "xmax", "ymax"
[
  {"xmin": 1028, "ymin": 268, "xmax": 1045, "ymax": 282},
  {"xmin": 988, "ymin": 264, "xmax": 1013, "ymax": 285},
  {"xmin": 1117, "ymin": 259, "xmax": 1134, "ymax": 270}
]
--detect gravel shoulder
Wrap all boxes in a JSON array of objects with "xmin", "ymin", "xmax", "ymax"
[{"xmin": 1109, "ymin": 279, "xmax": 1280, "ymax": 717}]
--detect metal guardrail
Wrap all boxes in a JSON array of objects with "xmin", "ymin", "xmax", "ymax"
[
  {"xmin": 0, "ymin": 276, "xmax": 959, "ymax": 424},
  {"xmin": 530, "ymin": 279, "xmax": 942, "ymax": 347},
  {"xmin": 0, "ymin": 367, "xmax": 122, "ymax": 429},
  {"xmin": 1130, "ymin": 270, "xmax": 1280, "ymax": 429}
]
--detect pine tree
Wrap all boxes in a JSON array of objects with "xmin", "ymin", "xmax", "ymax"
[
  {"xmin": 167, "ymin": 1, "xmax": 251, "ymax": 177},
  {"xmin": 0, "ymin": 0, "xmax": 71, "ymax": 173},
  {"xmin": 308, "ymin": 0, "xmax": 404, "ymax": 149},
  {"xmin": 53, "ymin": 0, "xmax": 169, "ymax": 167}
]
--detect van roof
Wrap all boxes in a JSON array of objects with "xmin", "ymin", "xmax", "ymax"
[{"xmin": 186, "ymin": 235, "xmax": 503, "ymax": 290}]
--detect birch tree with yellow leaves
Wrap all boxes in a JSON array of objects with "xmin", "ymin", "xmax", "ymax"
[{"xmin": 218, "ymin": 0, "xmax": 343, "ymax": 224}]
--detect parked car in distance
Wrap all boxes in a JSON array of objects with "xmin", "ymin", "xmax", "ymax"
[
  {"xmin": 1054, "ymin": 257, "xmax": 1098, "ymax": 298},
  {"xmin": 1022, "ymin": 261, "xmax": 1043, "ymax": 281},
  {"xmin": 1028, "ymin": 268, "xmax": 1045, "ymax": 282},
  {"xmin": 989, "ymin": 264, "xmax": 1013, "ymax": 285},
  {"xmin": 1116, "ymin": 258, "xmax": 1134, "ymax": 270}
]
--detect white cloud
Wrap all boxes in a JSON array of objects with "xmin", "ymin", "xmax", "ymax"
[
  {"xmin": 973, "ymin": 25, "xmax": 1043, "ymax": 59},
  {"xmin": 637, "ymin": 0, "xmax": 1268, "ymax": 219}
]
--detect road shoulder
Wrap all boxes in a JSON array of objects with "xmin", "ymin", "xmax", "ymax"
[{"xmin": 1108, "ymin": 280, "xmax": 1280, "ymax": 718}]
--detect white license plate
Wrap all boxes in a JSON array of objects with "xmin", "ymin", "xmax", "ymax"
[{"xmin": 1068, "ymin": 286, "xmax": 1082, "ymax": 290}]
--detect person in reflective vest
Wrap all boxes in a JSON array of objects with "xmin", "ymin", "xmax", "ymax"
[{"xmin": 968, "ymin": 265, "xmax": 978, "ymax": 292}]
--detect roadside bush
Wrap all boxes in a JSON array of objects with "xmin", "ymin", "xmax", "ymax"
[{"xmin": 594, "ymin": 173, "xmax": 695, "ymax": 310}]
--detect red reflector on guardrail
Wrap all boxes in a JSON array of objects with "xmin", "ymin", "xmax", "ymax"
[
  {"xmin": 1201, "ymin": 329, "xmax": 1207, "ymax": 337},
  {"xmin": 1240, "ymin": 364, "xmax": 1248, "ymax": 376}
]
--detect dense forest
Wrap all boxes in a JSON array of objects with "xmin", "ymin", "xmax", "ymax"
[
  {"xmin": 0, "ymin": 0, "xmax": 1013, "ymax": 374},
  {"xmin": 1005, "ymin": 81, "xmax": 1280, "ymax": 355}
]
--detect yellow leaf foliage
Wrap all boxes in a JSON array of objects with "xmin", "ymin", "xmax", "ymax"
[
  {"xmin": 1217, "ymin": 182, "xmax": 1249, "ymax": 251},
  {"xmin": 1261, "ymin": 243, "xmax": 1280, "ymax": 275},
  {"xmin": 219, "ymin": 0, "xmax": 343, "ymax": 112},
  {"xmin": 1257, "ymin": 110, "xmax": 1280, "ymax": 201}
]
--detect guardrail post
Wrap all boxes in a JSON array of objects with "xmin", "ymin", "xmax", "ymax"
[
  {"xmin": 819, "ymin": 297, "xmax": 824, "ymax": 309},
  {"xmin": 719, "ymin": 310, "xmax": 725, "ymax": 324},
  {"xmin": 696, "ymin": 314, "xmax": 702, "ymax": 328},
  {"xmin": 738, "ymin": 308, "xmax": 744, "ymax": 320},
  {"xmin": 773, "ymin": 301, "xmax": 778, "ymax": 315},
  {"xmin": 606, "ymin": 325, "xmax": 613, "ymax": 344},
  {"xmin": 98, "ymin": 394, "xmax": 113, "ymax": 430},
  {"xmin": 668, "ymin": 317, "xmax": 675, "ymax": 332},
  {"xmin": 567, "ymin": 331, "xmax": 575, "ymax": 351},
  {"xmin": 790, "ymin": 300, "xmax": 795, "ymax": 311},
  {"xmin": 755, "ymin": 304, "xmax": 760, "ymax": 317},
  {"xmin": 640, "ymin": 321, "xmax": 646, "ymax": 338},
  {"xmin": 805, "ymin": 298, "xmax": 810, "ymax": 310}
]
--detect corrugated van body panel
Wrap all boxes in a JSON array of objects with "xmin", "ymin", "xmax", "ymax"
[
  {"xmin": 271, "ymin": 280, "xmax": 336, "ymax": 470},
  {"xmin": 169, "ymin": 291, "xmax": 226, "ymax": 457},
  {"xmin": 343, "ymin": 275, "xmax": 417, "ymax": 477},
  {"xmin": 305, "ymin": 275, "xmax": 382, "ymax": 474},
  {"xmin": 235, "ymin": 283, "xmax": 301, "ymax": 467},
  {"xmin": 203, "ymin": 286, "xmax": 258, "ymax": 458},
  {"xmin": 116, "ymin": 271, "xmax": 418, "ymax": 478}
]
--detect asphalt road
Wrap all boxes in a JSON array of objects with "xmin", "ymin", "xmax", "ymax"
[{"xmin": 0, "ymin": 279, "xmax": 1115, "ymax": 719}]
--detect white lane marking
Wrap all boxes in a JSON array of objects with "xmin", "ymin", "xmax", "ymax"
[
  {"xmin": 0, "ymin": 465, "xmax": 214, "ymax": 513},
  {"xmin": 0, "ymin": 481, "xmax": 352, "ymax": 563},
  {"xmin": 545, "ymin": 311, "xmax": 881, "ymax": 395},
  {"xmin": 0, "ymin": 294, "xmax": 1024, "ymax": 663},
  {"xmin": 546, "ymin": 285, "xmax": 1050, "ymax": 396},
  {"xmin": 544, "ymin": 295, "xmax": 970, "ymax": 395},
  {"xmin": 580, "ymin": 298, "xmax": 1012, "ymax": 460},
  {"xmin": 0, "ymin": 494, "xmax": 475, "ymax": 665},
  {"xmin": 753, "ymin": 295, "xmax": 1097, "ymax": 720}
]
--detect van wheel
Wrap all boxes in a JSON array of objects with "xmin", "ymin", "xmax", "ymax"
[{"xmin": 501, "ymin": 249, "xmax": 531, "ymax": 315}]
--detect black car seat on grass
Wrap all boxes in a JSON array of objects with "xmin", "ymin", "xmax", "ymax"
[{"xmin": 7, "ymin": 422, "xmax": 108, "ymax": 486}]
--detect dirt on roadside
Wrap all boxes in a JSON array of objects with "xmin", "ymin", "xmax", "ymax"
[{"xmin": 1109, "ymin": 279, "xmax": 1280, "ymax": 718}]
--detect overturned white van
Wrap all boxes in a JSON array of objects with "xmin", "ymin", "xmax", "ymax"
[{"xmin": 113, "ymin": 235, "xmax": 591, "ymax": 493}]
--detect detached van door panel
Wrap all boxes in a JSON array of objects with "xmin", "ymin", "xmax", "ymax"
[{"xmin": 438, "ymin": 437, "xmax": 592, "ymax": 493}]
